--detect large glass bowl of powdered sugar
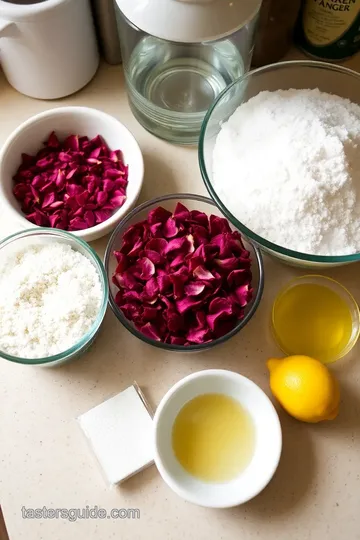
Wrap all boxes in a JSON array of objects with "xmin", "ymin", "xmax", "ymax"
[
  {"xmin": 199, "ymin": 60, "xmax": 360, "ymax": 268},
  {"xmin": 0, "ymin": 228, "xmax": 108, "ymax": 366}
]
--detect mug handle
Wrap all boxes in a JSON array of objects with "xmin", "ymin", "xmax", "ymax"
[{"xmin": 0, "ymin": 19, "xmax": 16, "ymax": 38}]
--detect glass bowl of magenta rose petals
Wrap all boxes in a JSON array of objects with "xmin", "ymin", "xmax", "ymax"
[
  {"xmin": 104, "ymin": 194, "xmax": 264, "ymax": 351},
  {"xmin": 0, "ymin": 107, "xmax": 144, "ymax": 242}
]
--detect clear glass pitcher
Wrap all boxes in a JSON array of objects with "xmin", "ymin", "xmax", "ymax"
[{"xmin": 115, "ymin": 0, "xmax": 261, "ymax": 145}]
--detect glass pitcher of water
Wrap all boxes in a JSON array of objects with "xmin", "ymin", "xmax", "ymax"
[{"xmin": 115, "ymin": 0, "xmax": 261, "ymax": 145}]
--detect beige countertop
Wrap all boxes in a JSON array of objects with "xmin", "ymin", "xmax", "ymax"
[{"xmin": 1, "ymin": 51, "xmax": 360, "ymax": 540}]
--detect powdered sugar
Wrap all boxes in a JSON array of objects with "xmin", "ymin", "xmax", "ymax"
[
  {"xmin": 0, "ymin": 243, "xmax": 102, "ymax": 358},
  {"xmin": 212, "ymin": 89, "xmax": 360, "ymax": 256}
]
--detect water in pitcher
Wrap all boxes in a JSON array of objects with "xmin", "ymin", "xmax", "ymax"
[{"xmin": 123, "ymin": 35, "xmax": 245, "ymax": 144}]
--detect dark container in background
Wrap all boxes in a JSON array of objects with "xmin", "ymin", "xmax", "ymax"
[
  {"xmin": 252, "ymin": 0, "xmax": 302, "ymax": 67},
  {"xmin": 90, "ymin": 0, "xmax": 122, "ymax": 64}
]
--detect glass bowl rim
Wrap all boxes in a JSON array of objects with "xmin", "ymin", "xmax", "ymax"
[
  {"xmin": 0, "ymin": 227, "xmax": 109, "ymax": 365},
  {"xmin": 271, "ymin": 273, "xmax": 360, "ymax": 362},
  {"xmin": 104, "ymin": 192, "xmax": 264, "ymax": 352},
  {"xmin": 199, "ymin": 59, "xmax": 360, "ymax": 264}
]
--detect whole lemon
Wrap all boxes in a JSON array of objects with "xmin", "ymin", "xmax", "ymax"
[{"xmin": 267, "ymin": 355, "xmax": 340, "ymax": 423}]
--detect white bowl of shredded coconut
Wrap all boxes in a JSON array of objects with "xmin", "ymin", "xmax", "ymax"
[
  {"xmin": 199, "ymin": 61, "xmax": 360, "ymax": 268},
  {"xmin": 0, "ymin": 228, "xmax": 108, "ymax": 366}
]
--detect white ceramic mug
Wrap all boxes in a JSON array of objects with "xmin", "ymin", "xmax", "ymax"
[{"xmin": 0, "ymin": 0, "xmax": 99, "ymax": 99}]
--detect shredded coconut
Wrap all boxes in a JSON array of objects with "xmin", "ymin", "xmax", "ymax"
[
  {"xmin": 212, "ymin": 88, "xmax": 360, "ymax": 255},
  {"xmin": 0, "ymin": 243, "xmax": 102, "ymax": 358}
]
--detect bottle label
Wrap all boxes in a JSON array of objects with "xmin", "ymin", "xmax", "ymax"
[{"xmin": 296, "ymin": 0, "xmax": 360, "ymax": 59}]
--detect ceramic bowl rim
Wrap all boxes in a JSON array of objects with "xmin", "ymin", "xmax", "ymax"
[
  {"xmin": 153, "ymin": 369, "xmax": 283, "ymax": 508},
  {"xmin": 0, "ymin": 106, "xmax": 144, "ymax": 241}
]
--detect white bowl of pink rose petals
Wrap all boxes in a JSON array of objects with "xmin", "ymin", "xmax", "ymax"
[{"xmin": 0, "ymin": 107, "xmax": 144, "ymax": 242}]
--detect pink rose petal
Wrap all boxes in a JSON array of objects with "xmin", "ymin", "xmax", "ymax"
[
  {"xmin": 163, "ymin": 217, "xmax": 178, "ymax": 238},
  {"xmin": 186, "ymin": 327, "xmax": 212, "ymax": 344},
  {"xmin": 145, "ymin": 277, "xmax": 159, "ymax": 299},
  {"xmin": 193, "ymin": 266, "xmax": 215, "ymax": 281},
  {"xmin": 139, "ymin": 322, "xmax": 162, "ymax": 341},
  {"xmin": 173, "ymin": 202, "xmax": 190, "ymax": 222},
  {"xmin": 132, "ymin": 257, "xmax": 155, "ymax": 280},
  {"xmin": 184, "ymin": 281, "xmax": 206, "ymax": 296},
  {"xmin": 47, "ymin": 131, "xmax": 60, "ymax": 149}
]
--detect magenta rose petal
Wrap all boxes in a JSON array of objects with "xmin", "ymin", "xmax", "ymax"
[
  {"xmin": 89, "ymin": 147, "xmax": 101, "ymax": 159},
  {"xmin": 209, "ymin": 214, "xmax": 232, "ymax": 235},
  {"xmin": 170, "ymin": 273, "xmax": 188, "ymax": 299},
  {"xmin": 55, "ymin": 169, "xmax": 66, "ymax": 190},
  {"xmin": 143, "ymin": 249, "xmax": 162, "ymax": 266},
  {"xmin": 42, "ymin": 192, "xmax": 56, "ymax": 208},
  {"xmin": 13, "ymin": 183, "xmax": 29, "ymax": 200},
  {"xmin": 123, "ymin": 290, "xmax": 143, "ymax": 303},
  {"xmin": 148, "ymin": 206, "xmax": 172, "ymax": 225},
  {"xmin": 170, "ymin": 336, "xmax": 187, "ymax": 345},
  {"xmin": 139, "ymin": 322, "xmax": 162, "ymax": 341},
  {"xmin": 146, "ymin": 237, "xmax": 168, "ymax": 255},
  {"xmin": 157, "ymin": 274, "xmax": 172, "ymax": 294},
  {"xmin": 163, "ymin": 217, "xmax": 178, "ymax": 238},
  {"xmin": 234, "ymin": 284, "xmax": 253, "ymax": 307},
  {"xmin": 64, "ymin": 135, "xmax": 80, "ymax": 152},
  {"xmin": 165, "ymin": 236, "xmax": 189, "ymax": 255},
  {"xmin": 143, "ymin": 307, "xmax": 160, "ymax": 322},
  {"xmin": 207, "ymin": 311, "xmax": 233, "ymax": 333},
  {"xmin": 166, "ymin": 312, "xmax": 184, "ymax": 333},
  {"xmin": 115, "ymin": 270, "xmax": 139, "ymax": 290},
  {"xmin": 176, "ymin": 297, "xmax": 204, "ymax": 314},
  {"xmin": 214, "ymin": 257, "xmax": 239, "ymax": 272},
  {"xmin": 227, "ymin": 269, "xmax": 252, "ymax": 287},
  {"xmin": 192, "ymin": 225, "xmax": 210, "ymax": 246},
  {"xmin": 114, "ymin": 254, "xmax": 129, "ymax": 274},
  {"xmin": 193, "ymin": 266, "xmax": 215, "ymax": 281},
  {"xmin": 114, "ymin": 250, "xmax": 127, "ymax": 264},
  {"xmin": 133, "ymin": 257, "xmax": 155, "ymax": 280},
  {"xmin": 69, "ymin": 217, "xmax": 88, "ymax": 230},
  {"xmin": 126, "ymin": 238, "xmax": 144, "ymax": 258},
  {"xmin": 31, "ymin": 175, "xmax": 45, "ymax": 190},
  {"xmin": 169, "ymin": 254, "xmax": 186, "ymax": 269},
  {"xmin": 184, "ymin": 281, "xmax": 206, "ymax": 296},
  {"xmin": 109, "ymin": 195, "xmax": 126, "ymax": 209},
  {"xmin": 94, "ymin": 209, "xmax": 112, "ymax": 224},
  {"xmin": 39, "ymin": 180, "xmax": 54, "ymax": 194},
  {"xmin": 84, "ymin": 210, "xmax": 95, "ymax": 228},
  {"xmin": 106, "ymin": 168, "xmax": 124, "ymax": 179},
  {"xmin": 186, "ymin": 327, "xmax": 212, "ymax": 344},
  {"xmin": 49, "ymin": 214, "xmax": 60, "ymax": 228},
  {"xmin": 103, "ymin": 179, "xmax": 114, "ymax": 192},
  {"xmin": 173, "ymin": 202, "xmax": 190, "ymax": 222},
  {"xmin": 145, "ymin": 277, "xmax": 159, "ymax": 299},
  {"xmin": 47, "ymin": 131, "xmax": 60, "ymax": 149},
  {"xmin": 209, "ymin": 297, "xmax": 233, "ymax": 315},
  {"xmin": 149, "ymin": 222, "xmax": 163, "ymax": 237}
]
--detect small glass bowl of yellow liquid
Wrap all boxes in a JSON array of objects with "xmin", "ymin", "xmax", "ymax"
[
  {"xmin": 153, "ymin": 369, "xmax": 282, "ymax": 508},
  {"xmin": 272, "ymin": 275, "xmax": 360, "ymax": 364}
]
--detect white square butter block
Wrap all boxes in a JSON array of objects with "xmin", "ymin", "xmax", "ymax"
[{"xmin": 78, "ymin": 385, "xmax": 154, "ymax": 485}]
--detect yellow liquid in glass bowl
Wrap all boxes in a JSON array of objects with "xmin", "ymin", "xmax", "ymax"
[
  {"xmin": 272, "ymin": 279, "xmax": 357, "ymax": 364},
  {"xmin": 172, "ymin": 393, "xmax": 255, "ymax": 483}
]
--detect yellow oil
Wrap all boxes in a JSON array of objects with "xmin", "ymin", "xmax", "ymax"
[
  {"xmin": 172, "ymin": 393, "xmax": 255, "ymax": 483},
  {"xmin": 273, "ymin": 282, "xmax": 353, "ymax": 363}
]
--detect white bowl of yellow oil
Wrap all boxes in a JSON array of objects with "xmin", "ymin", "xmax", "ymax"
[{"xmin": 153, "ymin": 369, "xmax": 282, "ymax": 508}]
